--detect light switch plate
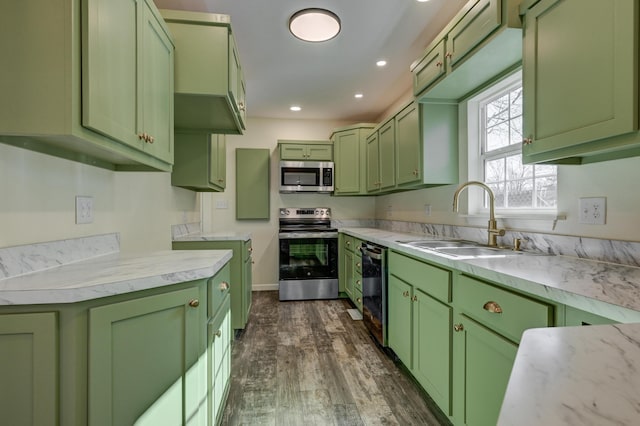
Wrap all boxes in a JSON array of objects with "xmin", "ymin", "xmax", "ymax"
[
  {"xmin": 579, "ymin": 197, "xmax": 606, "ymax": 225},
  {"xmin": 215, "ymin": 199, "xmax": 229, "ymax": 209},
  {"xmin": 76, "ymin": 196, "xmax": 94, "ymax": 224}
]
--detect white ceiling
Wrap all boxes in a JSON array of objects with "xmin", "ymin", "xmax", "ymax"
[{"xmin": 153, "ymin": 0, "xmax": 468, "ymax": 121}]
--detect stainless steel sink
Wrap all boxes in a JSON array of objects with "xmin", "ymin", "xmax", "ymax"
[{"xmin": 398, "ymin": 239, "xmax": 532, "ymax": 258}]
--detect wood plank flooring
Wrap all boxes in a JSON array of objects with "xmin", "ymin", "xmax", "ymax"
[{"xmin": 221, "ymin": 291, "xmax": 448, "ymax": 426}]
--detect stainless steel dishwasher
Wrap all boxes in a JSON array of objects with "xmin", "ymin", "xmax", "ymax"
[{"xmin": 360, "ymin": 241, "xmax": 387, "ymax": 347}]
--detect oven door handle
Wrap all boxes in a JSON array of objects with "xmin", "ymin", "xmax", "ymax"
[{"xmin": 279, "ymin": 232, "xmax": 338, "ymax": 239}]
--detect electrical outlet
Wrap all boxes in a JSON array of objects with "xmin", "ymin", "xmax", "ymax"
[
  {"xmin": 75, "ymin": 196, "xmax": 94, "ymax": 224},
  {"xmin": 424, "ymin": 204, "xmax": 432, "ymax": 216},
  {"xmin": 579, "ymin": 197, "xmax": 606, "ymax": 225}
]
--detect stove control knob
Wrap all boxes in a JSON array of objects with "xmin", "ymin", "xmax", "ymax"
[{"xmin": 315, "ymin": 209, "xmax": 320, "ymax": 215}]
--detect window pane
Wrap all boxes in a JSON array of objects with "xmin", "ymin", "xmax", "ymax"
[
  {"xmin": 534, "ymin": 164, "xmax": 557, "ymax": 176},
  {"xmin": 509, "ymin": 115, "xmax": 523, "ymax": 146},
  {"xmin": 486, "ymin": 122, "xmax": 510, "ymax": 151},
  {"xmin": 485, "ymin": 158, "xmax": 505, "ymax": 184},
  {"xmin": 506, "ymin": 154, "xmax": 532, "ymax": 179},
  {"xmin": 506, "ymin": 179, "xmax": 533, "ymax": 207},
  {"xmin": 486, "ymin": 183, "xmax": 505, "ymax": 208},
  {"xmin": 509, "ymin": 87, "xmax": 523, "ymax": 117},
  {"xmin": 535, "ymin": 176, "xmax": 558, "ymax": 208},
  {"xmin": 486, "ymin": 93, "xmax": 509, "ymax": 127}
]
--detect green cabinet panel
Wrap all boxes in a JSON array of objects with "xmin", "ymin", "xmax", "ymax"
[
  {"xmin": 452, "ymin": 313, "xmax": 517, "ymax": 426},
  {"xmin": 161, "ymin": 10, "xmax": 246, "ymax": 134},
  {"xmin": 0, "ymin": 312, "xmax": 57, "ymax": 426},
  {"xmin": 88, "ymin": 286, "xmax": 202, "ymax": 426},
  {"xmin": 236, "ymin": 149, "xmax": 270, "ymax": 220},
  {"xmin": 278, "ymin": 141, "xmax": 333, "ymax": 161},
  {"xmin": 173, "ymin": 240, "xmax": 253, "ymax": 330},
  {"xmin": 388, "ymin": 275, "xmax": 413, "ymax": 367},
  {"xmin": 331, "ymin": 124, "xmax": 377, "ymax": 195},
  {"xmin": 172, "ymin": 133, "xmax": 226, "ymax": 192},
  {"xmin": 522, "ymin": 0, "xmax": 639, "ymax": 164},
  {"xmin": 413, "ymin": 289, "xmax": 452, "ymax": 416},
  {"xmin": 412, "ymin": 0, "xmax": 522, "ymax": 101},
  {"xmin": 0, "ymin": 0, "xmax": 174, "ymax": 171},
  {"xmin": 366, "ymin": 101, "xmax": 458, "ymax": 194},
  {"xmin": 565, "ymin": 305, "xmax": 618, "ymax": 326}
]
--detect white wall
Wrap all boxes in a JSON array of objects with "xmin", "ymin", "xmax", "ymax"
[
  {"xmin": 203, "ymin": 117, "xmax": 377, "ymax": 288},
  {"xmin": 375, "ymin": 100, "xmax": 640, "ymax": 242},
  {"xmin": 0, "ymin": 143, "xmax": 200, "ymax": 252}
]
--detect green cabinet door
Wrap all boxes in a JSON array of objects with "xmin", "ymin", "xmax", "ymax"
[
  {"xmin": 395, "ymin": 102, "xmax": 421, "ymax": 186},
  {"xmin": 366, "ymin": 131, "xmax": 380, "ymax": 192},
  {"xmin": 452, "ymin": 313, "xmax": 517, "ymax": 426},
  {"xmin": 242, "ymin": 240, "xmax": 253, "ymax": 328},
  {"xmin": 387, "ymin": 275, "xmax": 413, "ymax": 368},
  {"xmin": 279, "ymin": 144, "xmax": 308, "ymax": 160},
  {"xmin": 378, "ymin": 119, "xmax": 396, "ymax": 190},
  {"xmin": 344, "ymin": 249, "xmax": 355, "ymax": 300},
  {"xmin": 228, "ymin": 34, "xmax": 246, "ymax": 131},
  {"xmin": 172, "ymin": 133, "xmax": 226, "ymax": 192},
  {"xmin": 140, "ymin": 0, "xmax": 174, "ymax": 163},
  {"xmin": 522, "ymin": 0, "xmax": 637, "ymax": 163},
  {"xmin": 236, "ymin": 149, "xmax": 270, "ymax": 220},
  {"xmin": 333, "ymin": 129, "xmax": 361, "ymax": 194},
  {"xmin": 307, "ymin": 144, "xmax": 333, "ymax": 161},
  {"xmin": 446, "ymin": 0, "xmax": 501, "ymax": 70},
  {"xmin": 279, "ymin": 143, "xmax": 333, "ymax": 161},
  {"xmin": 412, "ymin": 288, "xmax": 452, "ymax": 416},
  {"xmin": 88, "ymin": 286, "xmax": 202, "ymax": 426},
  {"xmin": 412, "ymin": 39, "xmax": 446, "ymax": 95},
  {"xmin": 82, "ymin": 0, "xmax": 139, "ymax": 149},
  {"xmin": 0, "ymin": 312, "xmax": 57, "ymax": 426}
]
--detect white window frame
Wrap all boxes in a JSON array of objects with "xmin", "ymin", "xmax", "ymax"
[{"xmin": 466, "ymin": 70, "xmax": 557, "ymax": 217}]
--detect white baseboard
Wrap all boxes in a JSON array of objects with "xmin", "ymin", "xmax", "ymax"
[{"xmin": 252, "ymin": 283, "xmax": 279, "ymax": 291}]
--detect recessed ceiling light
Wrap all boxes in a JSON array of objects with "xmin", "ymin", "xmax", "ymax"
[
  {"xmin": 290, "ymin": 106, "xmax": 301, "ymax": 112},
  {"xmin": 376, "ymin": 60, "xmax": 387, "ymax": 67},
  {"xmin": 417, "ymin": 0, "xmax": 430, "ymax": 3},
  {"xmin": 354, "ymin": 93, "xmax": 363, "ymax": 99},
  {"xmin": 289, "ymin": 9, "xmax": 341, "ymax": 42}
]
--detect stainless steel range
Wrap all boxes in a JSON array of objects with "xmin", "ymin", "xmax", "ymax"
[{"xmin": 278, "ymin": 207, "xmax": 339, "ymax": 301}]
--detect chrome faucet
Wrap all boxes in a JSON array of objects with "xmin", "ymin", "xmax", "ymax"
[{"xmin": 453, "ymin": 181, "xmax": 505, "ymax": 247}]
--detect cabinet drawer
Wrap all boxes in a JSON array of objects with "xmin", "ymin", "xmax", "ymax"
[
  {"xmin": 455, "ymin": 275, "xmax": 552, "ymax": 342},
  {"xmin": 389, "ymin": 252, "xmax": 451, "ymax": 303},
  {"xmin": 208, "ymin": 263, "xmax": 231, "ymax": 318},
  {"xmin": 343, "ymin": 235, "xmax": 356, "ymax": 252}
]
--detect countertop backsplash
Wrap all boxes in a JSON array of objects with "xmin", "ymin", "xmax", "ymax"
[
  {"xmin": 375, "ymin": 220, "xmax": 640, "ymax": 268},
  {"xmin": 171, "ymin": 222, "xmax": 202, "ymax": 239},
  {"xmin": 0, "ymin": 233, "xmax": 120, "ymax": 280}
]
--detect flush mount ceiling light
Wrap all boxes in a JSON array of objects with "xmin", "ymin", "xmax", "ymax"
[{"xmin": 289, "ymin": 8, "xmax": 341, "ymax": 42}]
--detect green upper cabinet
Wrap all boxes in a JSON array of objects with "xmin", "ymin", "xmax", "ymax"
[
  {"xmin": 366, "ymin": 101, "xmax": 458, "ymax": 195},
  {"xmin": 412, "ymin": 0, "xmax": 522, "ymax": 101},
  {"xmin": 161, "ymin": 10, "xmax": 246, "ymax": 135},
  {"xmin": 172, "ymin": 133, "xmax": 226, "ymax": 192},
  {"xmin": 521, "ymin": 0, "xmax": 640, "ymax": 164},
  {"xmin": 0, "ymin": 0, "xmax": 174, "ymax": 171},
  {"xmin": 331, "ymin": 124, "xmax": 377, "ymax": 195},
  {"xmin": 278, "ymin": 141, "xmax": 333, "ymax": 161},
  {"xmin": 83, "ymin": 0, "xmax": 174, "ymax": 164},
  {"xmin": 0, "ymin": 312, "xmax": 57, "ymax": 426}
]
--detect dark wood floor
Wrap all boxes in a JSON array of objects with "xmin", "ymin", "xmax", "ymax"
[{"xmin": 220, "ymin": 291, "xmax": 447, "ymax": 425}]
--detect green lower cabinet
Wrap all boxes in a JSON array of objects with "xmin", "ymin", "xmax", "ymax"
[
  {"xmin": 88, "ymin": 286, "xmax": 203, "ymax": 426},
  {"xmin": 0, "ymin": 312, "xmax": 57, "ymax": 426},
  {"xmin": 387, "ymin": 275, "xmax": 413, "ymax": 367},
  {"xmin": 173, "ymin": 239, "xmax": 253, "ymax": 330},
  {"xmin": 208, "ymin": 297, "xmax": 232, "ymax": 425},
  {"xmin": 412, "ymin": 288, "xmax": 452, "ymax": 415},
  {"xmin": 452, "ymin": 313, "xmax": 517, "ymax": 426}
]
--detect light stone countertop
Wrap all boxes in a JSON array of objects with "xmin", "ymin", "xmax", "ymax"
[
  {"xmin": 173, "ymin": 231, "xmax": 251, "ymax": 242},
  {"xmin": 340, "ymin": 227, "xmax": 640, "ymax": 426},
  {"xmin": 0, "ymin": 249, "xmax": 232, "ymax": 305}
]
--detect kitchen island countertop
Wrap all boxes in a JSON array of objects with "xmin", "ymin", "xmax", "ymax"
[{"xmin": 0, "ymin": 249, "xmax": 232, "ymax": 305}]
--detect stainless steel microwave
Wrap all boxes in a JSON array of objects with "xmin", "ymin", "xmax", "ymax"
[{"xmin": 279, "ymin": 161, "xmax": 334, "ymax": 193}]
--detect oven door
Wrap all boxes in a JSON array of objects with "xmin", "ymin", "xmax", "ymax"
[{"xmin": 278, "ymin": 233, "xmax": 338, "ymax": 300}]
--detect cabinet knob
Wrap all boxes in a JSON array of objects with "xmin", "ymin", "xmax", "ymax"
[
  {"xmin": 248, "ymin": 247, "xmax": 253, "ymax": 253},
  {"xmin": 238, "ymin": 102, "xmax": 246, "ymax": 112},
  {"xmin": 357, "ymin": 297, "xmax": 362, "ymax": 303},
  {"xmin": 356, "ymin": 262, "xmax": 361, "ymax": 268},
  {"xmin": 412, "ymin": 295, "xmax": 418, "ymax": 302},
  {"xmin": 215, "ymin": 329, "xmax": 222, "ymax": 337},
  {"xmin": 346, "ymin": 241, "xmax": 351, "ymax": 246},
  {"xmin": 188, "ymin": 299, "xmax": 200, "ymax": 308},
  {"xmin": 148, "ymin": 135, "xmax": 154, "ymax": 144},
  {"xmin": 453, "ymin": 323, "xmax": 464, "ymax": 332},
  {"xmin": 218, "ymin": 179, "xmax": 224, "ymax": 183},
  {"xmin": 413, "ymin": 169, "xmax": 419, "ymax": 176},
  {"xmin": 436, "ymin": 61, "xmax": 443, "ymax": 67},
  {"xmin": 445, "ymin": 52, "xmax": 453, "ymax": 59},
  {"xmin": 138, "ymin": 133, "xmax": 146, "ymax": 141},
  {"xmin": 356, "ymin": 280, "xmax": 361, "ymax": 285},
  {"xmin": 402, "ymin": 291, "xmax": 409, "ymax": 298},
  {"xmin": 523, "ymin": 138, "xmax": 533, "ymax": 145},
  {"xmin": 483, "ymin": 301, "xmax": 503, "ymax": 314},
  {"xmin": 219, "ymin": 281, "xmax": 229, "ymax": 291}
]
